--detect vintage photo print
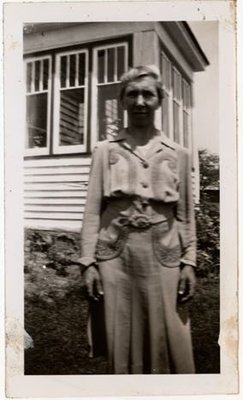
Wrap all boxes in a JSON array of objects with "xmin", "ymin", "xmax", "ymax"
[{"xmin": 4, "ymin": 0, "xmax": 237, "ymax": 397}]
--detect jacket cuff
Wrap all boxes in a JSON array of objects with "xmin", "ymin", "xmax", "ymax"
[
  {"xmin": 180, "ymin": 258, "xmax": 197, "ymax": 268},
  {"xmin": 77, "ymin": 257, "xmax": 97, "ymax": 269}
]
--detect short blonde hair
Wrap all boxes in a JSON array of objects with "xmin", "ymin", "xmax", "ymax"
[{"xmin": 120, "ymin": 65, "xmax": 164, "ymax": 102}]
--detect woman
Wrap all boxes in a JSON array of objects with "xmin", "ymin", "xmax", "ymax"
[{"xmin": 79, "ymin": 65, "xmax": 197, "ymax": 374}]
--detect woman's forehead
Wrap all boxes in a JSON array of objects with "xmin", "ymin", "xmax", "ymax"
[{"xmin": 124, "ymin": 76, "xmax": 157, "ymax": 91}]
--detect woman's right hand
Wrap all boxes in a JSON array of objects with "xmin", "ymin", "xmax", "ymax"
[{"xmin": 83, "ymin": 265, "xmax": 104, "ymax": 301}]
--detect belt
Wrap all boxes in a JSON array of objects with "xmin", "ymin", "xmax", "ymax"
[
  {"xmin": 105, "ymin": 196, "xmax": 175, "ymax": 229},
  {"xmin": 117, "ymin": 213, "xmax": 171, "ymax": 229}
]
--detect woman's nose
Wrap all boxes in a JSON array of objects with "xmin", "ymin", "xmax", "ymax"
[{"xmin": 135, "ymin": 94, "xmax": 145, "ymax": 106}]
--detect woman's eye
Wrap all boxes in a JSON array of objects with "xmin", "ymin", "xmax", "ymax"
[
  {"xmin": 126, "ymin": 91, "xmax": 137, "ymax": 98},
  {"xmin": 143, "ymin": 91, "xmax": 155, "ymax": 98},
  {"xmin": 125, "ymin": 90, "xmax": 156, "ymax": 99}
]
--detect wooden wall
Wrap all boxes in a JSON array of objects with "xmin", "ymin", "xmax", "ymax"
[{"xmin": 24, "ymin": 156, "xmax": 91, "ymax": 231}]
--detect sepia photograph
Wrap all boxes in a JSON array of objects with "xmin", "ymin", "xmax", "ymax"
[
  {"xmin": 22, "ymin": 19, "xmax": 219, "ymax": 376},
  {"xmin": 4, "ymin": 1, "xmax": 237, "ymax": 397}
]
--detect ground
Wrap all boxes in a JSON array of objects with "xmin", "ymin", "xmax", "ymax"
[{"xmin": 24, "ymin": 229, "xmax": 220, "ymax": 375}]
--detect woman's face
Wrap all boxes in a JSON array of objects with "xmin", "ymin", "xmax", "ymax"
[{"xmin": 122, "ymin": 76, "xmax": 160, "ymax": 128}]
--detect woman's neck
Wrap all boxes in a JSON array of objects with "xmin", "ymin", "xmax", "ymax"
[{"xmin": 126, "ymin": 125, "xmax": 157, "ymax": 146}]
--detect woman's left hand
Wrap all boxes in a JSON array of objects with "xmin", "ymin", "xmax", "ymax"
[
  {"xmin": 83, "ymin": 265, "xmax": 104, "ymax": 301},
  {"xmin": 178, "ymin": 265, "xmax": 196, "ymax": 303}
]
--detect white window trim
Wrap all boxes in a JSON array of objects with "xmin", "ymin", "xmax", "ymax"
[
  {"xmin": 91, "ymin": 42, "xmax": 128, "ymax": 149},
  {"xmin": 53, "ymin": 49, "xmax": 89, "ymax": 154},
  {"xmin": 182, "ymin": 78, "xmax": 192, "ymax": 150},
  {"xmin": 161, "ymin": 51, "xmax": 192, "ymax": 149},
  {"xmin": 161, "ymin": 52, "xmax": 173, "ymax": 140},
  {"xmin": 172, "ymin": 66, "xmax": 183, "ymax": 146},
  {"xmin": 24, "ymin": 55, "xmax": 52, "ymax": 157}
]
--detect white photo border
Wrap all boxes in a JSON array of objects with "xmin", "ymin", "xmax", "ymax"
[{"xmin": 4, "ymin": 0, "xmax": 238, "ymax": 397}]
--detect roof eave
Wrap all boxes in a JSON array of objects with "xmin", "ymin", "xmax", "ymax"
[{"xmin": 162, "ymin": 21, "xmax": 210, "ymax": 72}]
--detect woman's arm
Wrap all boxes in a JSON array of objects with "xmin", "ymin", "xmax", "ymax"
[
  {"xmin": 79, "ymin": 143, "xmax": 106, "ymax": 300},
  {"xmin": 79, "ymin": 142, "xmax": 105, "ymax": 268},
  {"xmin": 176, "ymin": 148, "xmax": 197, "ymax": 302},
  {"xmin": 176, "ymin": 147, "xmax": 197, "ymax": 268}
]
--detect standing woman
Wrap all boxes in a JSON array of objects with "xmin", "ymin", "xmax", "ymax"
[{"xmin": 79, "ymin": 65, "xmax": 197, "ymax": 374}]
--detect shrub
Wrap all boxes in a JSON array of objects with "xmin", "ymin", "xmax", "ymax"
[{"xmin": 195, "ymin": 201, "xmax": 219, "ymax": 278}]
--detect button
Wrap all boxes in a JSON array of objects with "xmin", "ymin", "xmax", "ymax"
[
  {"xmin": 141, "ymin": 182, "xmax": 148, "ymax": 188},
  {"xmin": 142, "ymin": 161, "xmax": 149, "ymax": 168}
]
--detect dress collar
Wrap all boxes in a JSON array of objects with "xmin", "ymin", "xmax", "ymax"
[{"xmin": 108, "ymin": 128, "xmax": 176, "ymax": 151}]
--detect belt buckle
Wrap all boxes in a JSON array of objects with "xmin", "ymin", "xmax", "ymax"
[{"xmin": 129, "ymin": 214, "xmax": 151, "ymax": 229}]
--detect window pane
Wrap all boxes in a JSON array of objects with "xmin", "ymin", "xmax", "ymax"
[
  {"xmin": 162, "ymin": 93, "xmax": 170, "ymax": 137},
  {"xmin": 97, "ymin": 84, "xmax": 123, "ymax": 140},
  {"xmin": 78, "ymin": 53, "xmax": 85, "ymax": 85},
  {"xmin": 26, "ymin": 63, "xmax": 32, "ymax": 93},
  {"xmin": 26, "ymin": 93, "xmax": 47, "ymax": 148},
  {"xmin": 183, "ymin": 111, "xmax": 189, "ymax": 148},
  {"xmin": 43, "ymin": 59, "xmax": 49, "ymax": 90},
  {"xmin": 59, "ymin": 88, "xmax": 85, "ymax": 146},
  {"xmin": 117, "ymin": 46, "xmax": 125, "ymax": 80},
  {"xmin": 183, "ymin": 80, "xmax": 191, "ymax": 109},
  {"xmin": 162, "ymin": 55, "xmax": 171, "ymax": 90},
  {"xmin": 98, "ymin": 50, "xmax": 105, "ymax": 83},
  {"xmin": 69, "ymin": 54, "xmax": 76, "ymax": 87},
  {"xmin": 60, "ymin": 56, "xmax": 67, "ymax": 88},
  {"xmin": 107, "ymin": 48, "xmax": 115, "ymax": 82},
  {"xmin": 173, "ymin": 69, "xmax": 181, "ymax": 101},
  {"xmin": 34, "ymin": 60, "xmax": 40, "ymax": 92},
  {"xmin": 173, "ymin": 101, "xmax": 180, "ymax": 143}
]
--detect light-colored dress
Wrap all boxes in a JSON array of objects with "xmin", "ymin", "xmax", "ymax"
[{"xmin": 80, "ymin": 129, "xmax": 196, "ymax": 374}]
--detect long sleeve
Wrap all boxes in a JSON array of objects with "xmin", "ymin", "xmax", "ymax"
[
  {"xmin": 176, "ymin": 148, "xmax": 197, "ymax": 267},
  {"xmin": 79, "ymin": 143, "xmax": 104, "ymax": 267}
]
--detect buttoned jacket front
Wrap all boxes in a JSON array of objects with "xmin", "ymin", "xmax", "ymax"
[{"xmin": 80, "ymin": 129, "xmax": 196, "ymax": 269}]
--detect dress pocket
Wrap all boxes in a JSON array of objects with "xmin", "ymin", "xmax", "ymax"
[
  {"xmin": 95, "ymin": 219, "xmax": 128, "ymax": 261},
  {"xmin": 152, "ymin": 219, "xmax": 181, "ymax": 267}
]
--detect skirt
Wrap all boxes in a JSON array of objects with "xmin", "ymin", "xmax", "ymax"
[{"xmin": 96, "ymin": 226, "xmax": 195, "ymax": 374}]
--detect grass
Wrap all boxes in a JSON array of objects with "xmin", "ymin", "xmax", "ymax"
[{"xmin": 24, "ymin": 229, "xmax": 220, "ymax": 375}]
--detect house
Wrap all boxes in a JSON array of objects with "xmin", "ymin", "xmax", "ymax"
[{"xmin": 23, "ymin": 22, "xmax": 209, "ymax": 231}]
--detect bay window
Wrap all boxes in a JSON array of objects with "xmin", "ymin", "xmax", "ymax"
[{"xmin": 24, "ymin": 41, "xmax": 129, "ymax": 157}]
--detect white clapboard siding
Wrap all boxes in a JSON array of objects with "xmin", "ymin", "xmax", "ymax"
[
  {"xmin": 24, "ymin": 158, "xmax": 91, "ymax": 167},
  {"xmin": 24, "ymin": 197, "xmax": 86, "ymax": 205},
  {"xmin": 24, "ymin": 182, "xmax": 88, "ymax": 191},
  {"xmin": 24, "ymin": 166, "xmax": 91, "ymax": 175},
  {"xmin": 24, "ymin": 191, "xmax": 87, "ymax": 198},
  {"xmin": 24, "ymin": 212, "xmax": 84, "ymax": 220},
  {"xmin": 24, "ymin": 204, "xmax": 85, "ymax": 212},
  {"xmin": 24, "ymin": 155, "xmax": 91, "ymax": 230},
  {"xmin": 25, "ymin": 174, "xmax": 90, "ymax": 183},
  {"xmin": 25, "ymin": 219, "xmax": 82, "ymax": 232}
]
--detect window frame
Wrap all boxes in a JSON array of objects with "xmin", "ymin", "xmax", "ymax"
[
  {"xmin": 53, "ymin": 48, "xmax": 89, "ymax": 154},
  {"xmin": 182, "ymin": 78, "xmax": 192, "ymax": 149},
  {"xmin": 161, "ymin": 52, "xmax": 173, "ymax": 140},
  {"xmin": 160, "ymin": 50, "xmax": 192, "ymax": 149},
  {"xmin": 24, "ymin": 55, "xmax": 52, "ymax": 157},
  {"xmin": 24, "ymin": 38, "xmax": 131, "ymax": 158},
  {"xmin": 91, "ymin": 42, "xmax": 129, "ymax": 149},
  {"xmin": 172, "ymin": 66, "xmax": 183, "ymax": 145}
]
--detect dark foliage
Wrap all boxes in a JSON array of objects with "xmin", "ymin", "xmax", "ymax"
[
  {"xmin": 196, "ymin": 149, "xmax": 220, "ymax": 278},
  {"xmin": 196, "ymin": 202, "xmax": 220, "ymax": 278},
  {"xmin": 198, "ymin": 149, "xmax": 219, "ymax": 192}
]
